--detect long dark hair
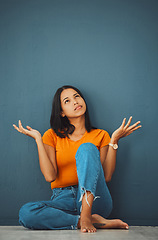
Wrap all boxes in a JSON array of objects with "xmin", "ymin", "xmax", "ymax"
[{"xmin": 50, "ymin": 85, "xmax": 95, "ymax": 138}]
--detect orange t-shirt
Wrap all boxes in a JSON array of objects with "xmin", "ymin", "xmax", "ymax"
[{"xmin": 42, "ymin": 128, "xmax": 111, "ymax": 189}]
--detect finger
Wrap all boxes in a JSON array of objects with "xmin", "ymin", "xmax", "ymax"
[
  {"xmin": 125, "ymin": 125, "xmax": 142, "ymax": 136},
  {"xmin": 127, "ymin": 121, "xmax": 141, "ymax": 131},
  {"xmin": 13, "ymin": 124, "xmax": 17, "ymax": 129},
  {"xmin": 131, "ymin": 125, "xmax": 142, "ymax": 132},
  {"xmin": 18, "ymin": 120, "xmax": 22, "ymax": 128},
  {"xmin": 18, "ymin": 120, "xmax": 29, "ymax": 134},
  {"xmin": 13, "ymin": 124, "xmax": 22, "ymax": 133},
  {"xmin": 124, "ymin": 116, "xmax": 132, "ymax": 129},
  {"xmin": 18, "ymin": 120, "xmax": 25, "ymax": 133},
  {"xmin": 26, "ymin": 126, "xmax": 32, "ymax": 130},
  {"xmin": 19, "ymin": 120, "xmax": 26, "ymax": 131},
  {"xmin": 121, "ymin": 118, "xmax": 126, "ymax": 128}
]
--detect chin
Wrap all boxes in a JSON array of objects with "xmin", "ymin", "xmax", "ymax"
[{"xmin": 69, "ymin": 112, "xmax": 85, "ymax": 119}]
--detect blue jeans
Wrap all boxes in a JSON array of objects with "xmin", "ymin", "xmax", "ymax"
[{"xmin": 19, "ymin": 143, "xmax": 113, "ymax": 230}]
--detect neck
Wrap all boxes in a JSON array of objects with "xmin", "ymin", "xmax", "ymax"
[{"xmin": 69, "ymin": 115, "xmax": 86, "ymax": 134}]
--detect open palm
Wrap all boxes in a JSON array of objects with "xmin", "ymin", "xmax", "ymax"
[
  {"xmin": 112, "ymin": 116, "xmax": 141, "ymax": 142},
  {"xmin": 13, "ymin": 120, "xmax": 41, "ymax": 140}
]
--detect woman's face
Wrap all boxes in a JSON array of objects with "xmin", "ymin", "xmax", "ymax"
[{"xmin": 60, "ymin": 88, "xmax": 86, "ymax": 119}]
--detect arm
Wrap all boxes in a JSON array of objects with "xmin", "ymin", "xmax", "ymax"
[
  {"xmin": 35, "ymin": 137, "xmax": 57, "ymax": 182},
  {"xmin": 13, "ymin": 120, "xmax": 57, "ymax": 182},
  {"xmin": 100, "ymin": 141, "xmax": 117, "ymax": 182},
  {"xmin": 100, "ymin": 116, "xmax": 142, "ymax": 182}
]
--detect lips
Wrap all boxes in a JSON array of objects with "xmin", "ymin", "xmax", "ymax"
[{"xmin": 74, "ymin": 105, "xmax": 82, "ymax": 111}]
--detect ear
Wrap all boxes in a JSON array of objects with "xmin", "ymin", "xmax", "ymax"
[{"xmin": 60, "ymin": 111, "xmax": 65, "ymax": 117}]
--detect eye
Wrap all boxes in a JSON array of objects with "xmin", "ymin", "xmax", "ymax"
[
  {"xmin": 64, "ymin": 99, "xmax": 69, "ymax": 104},
  {"xmin": 75, "ymin": 94, "xmax": 80, "ymax": 98}
]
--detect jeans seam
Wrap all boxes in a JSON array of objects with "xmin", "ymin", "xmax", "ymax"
[{"xmin": 71, "ymin": 187, "xmax": 78, "ymax": 211}]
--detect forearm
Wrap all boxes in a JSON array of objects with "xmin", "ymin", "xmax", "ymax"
[
  {"xmin": 103, "ymin": 117, "xmax": 141, "ymax": 182},
  {"xmin": 103, "ymin": 137, "xmax": 118, "ymax": 182},
  {"xmin": 35, "ymin": 137, "xmax": 57, "ymax": 182}
]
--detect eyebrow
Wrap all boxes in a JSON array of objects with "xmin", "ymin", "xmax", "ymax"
[{"xmin": 62, "ymin": 93, "xmax": 79, "ymax": 102}]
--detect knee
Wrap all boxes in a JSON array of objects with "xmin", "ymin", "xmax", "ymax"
[
  {"xmin": 19, "ymin": 202, "xmax": 38, "ymax": 229},
  {"xmin": 75, "ymin": 142, "xmax": 100, "ymax": 159},
  {"xmin": 75, "ymin": 143, "xmax": 101, "ymax": 170},
  {"xmin": 77, "ymin": 142, "xmax": 98, "ymax": 151}
]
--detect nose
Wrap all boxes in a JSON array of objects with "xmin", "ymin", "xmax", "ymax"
[{"xmin": 73, "ymin": 99, "xmax": 78, "ymax": 105}]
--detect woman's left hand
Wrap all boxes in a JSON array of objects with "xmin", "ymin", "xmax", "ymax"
[{"xmin": 111, "ymin": 116, "xmax": 142, "ymax": 143}]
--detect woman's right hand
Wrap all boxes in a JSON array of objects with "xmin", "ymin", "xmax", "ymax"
[{"xmin": 13, "ymin": 120, "xmax": 42, "ymax": 141}]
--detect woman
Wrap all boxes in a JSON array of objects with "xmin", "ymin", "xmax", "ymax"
[{"xmin": 13, "ymin": 85, "xmax": 141, "ymax": 233}]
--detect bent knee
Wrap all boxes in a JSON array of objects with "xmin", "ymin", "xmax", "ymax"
[
  {"xmin": 76, "ymin": 142, "xmax": 99, "ymax": 158},
  {"xmin": 78, "ymin": 142, "xmax": 98, "ymax": 151},
  {"xmin": 19, "ymin": 202, "xmax": 40, "ymax": 229}
]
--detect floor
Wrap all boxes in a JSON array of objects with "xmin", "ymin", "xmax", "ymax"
[{"xmin": 0, "ymin": 226, "xmax": 158, "ymax": 240}]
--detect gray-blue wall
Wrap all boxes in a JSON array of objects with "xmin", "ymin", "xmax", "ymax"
[{"xmin": 0, "ymin": 0, "xmax": 158, "ymax": 226}]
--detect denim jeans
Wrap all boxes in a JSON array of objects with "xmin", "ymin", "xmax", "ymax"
[{"xmin": 19, "ymin": 143, "xmax": 113, "ymax": 230}]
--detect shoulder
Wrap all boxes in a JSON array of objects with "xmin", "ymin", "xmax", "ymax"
[
  {"xmin": 43, "ymin": 128, "xmax": 57, "ymax": 138},
  {"xmin": 42, "ymin": 128, "xmax": 58, "ymax": 147}
]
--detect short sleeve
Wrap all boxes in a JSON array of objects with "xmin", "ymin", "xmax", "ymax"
[
  {"xmin": 42, "ymin": 129, "xmax": 57, "ymax": 148},
  {"xmin": 100, "ymin": 130, "xmax": 111, "ymax": 148}
]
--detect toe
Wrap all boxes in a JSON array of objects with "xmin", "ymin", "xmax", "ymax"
[
  {"xmin": 125, "ymin": 225, "xmax": 129, "ymax": 230},
  {"xmin": 81, "ymin": 227, "xmax": 87, "ymax": 233},
  {"xmin": 90, "ymin": 227, "xmax": 96, "ymax": 233}
]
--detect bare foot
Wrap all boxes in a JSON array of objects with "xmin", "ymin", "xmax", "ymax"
[
  {"xmin": 78, "ymin": 215, "xmax": 96, "ymax": 233},
  {"xmin": 92, "ymin": 214, "xmax": 129, "ymax": 230}
]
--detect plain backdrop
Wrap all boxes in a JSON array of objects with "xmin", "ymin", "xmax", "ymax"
[{"xmin": 0, "ymin": 0, "xmax": 158, "ymax": 225}]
